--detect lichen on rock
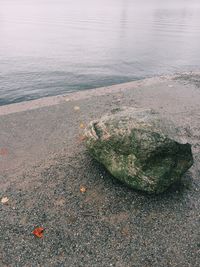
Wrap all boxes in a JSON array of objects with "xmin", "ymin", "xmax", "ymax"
[{"xmin": 84, "ymin": 108, "xmax": 193, "ymax": 194}]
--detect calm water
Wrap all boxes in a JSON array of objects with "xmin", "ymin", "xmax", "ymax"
[{"xmin": 0, "ymin": 0, "xmax": 200, "ymax": 105}]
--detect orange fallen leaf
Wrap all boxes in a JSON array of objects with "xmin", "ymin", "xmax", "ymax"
[
  {"xmin": 33, "ymin": 227, "xmax": 44, "ymax": 238},
  {"xmin": 80, "ymin": 186, "xmax": 87, "ymax": 193}
]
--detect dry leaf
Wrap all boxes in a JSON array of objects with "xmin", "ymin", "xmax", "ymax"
[
  {"xmin": 33, "ymin": 227, "xmax": 44, "ymax": 238},
  {"xmin": 80, "ymin": 186, "xmax": 87, "ymax": 193},
  {"xmin": 77, "ymin": 135, "xmax": 86, "ymax": 143},
  {"xmin": 1, "ymin": 197, "xmax": 9, "ymax": 204},
  {"xmin": 80, "ymin": 123, "xmax": 85, "ymax": 129},
  {"xmin": 74, "ymin": 106, "xmax": 80, "ymax": 111}
]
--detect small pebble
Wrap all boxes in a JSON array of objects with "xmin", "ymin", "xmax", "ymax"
[{"xmin": 1, "ymin": 197, "xmax": 9, "ymax": 204}]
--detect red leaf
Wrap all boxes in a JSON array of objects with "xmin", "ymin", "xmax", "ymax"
[
  {"xmin": 0, "ymin": 148, "xmax": 8, "ymax": 156},
  {"xmin": 33, "ymin": 227, "xmax": 44, "ymax": 238}
]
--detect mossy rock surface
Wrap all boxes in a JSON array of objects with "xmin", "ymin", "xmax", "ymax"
[{"xmin": 84, "ymin": 108, "xmax": 193, "ymax": 193}]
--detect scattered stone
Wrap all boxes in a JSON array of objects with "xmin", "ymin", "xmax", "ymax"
[
  {"xmin": 64, "ymin": 96, "xmax": 70, "ymax": 102},
  {"xmin": 74, "ymin": 106, "xmax": 80, "ymax": 111},
  {"xmin": 1, "ymin": 197, "xmax": 9, "ymax": 204},
  {"xmin": 84, "ymin": 108, "xmax": 193, "ymax": 193}
]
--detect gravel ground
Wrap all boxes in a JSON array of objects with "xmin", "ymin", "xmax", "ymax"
[{"xmin": 0, "ymin": 73, "xmax": 200, "ymax": 266}]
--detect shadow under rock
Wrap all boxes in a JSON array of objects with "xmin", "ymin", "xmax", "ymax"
[{"xmin": 80, "ymin": 152, "xmax": 194, "ymax": 209}]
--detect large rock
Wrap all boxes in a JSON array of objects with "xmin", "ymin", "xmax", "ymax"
[{"xmin": 84, "ymin": 108, "xmax": 193, "ymax": 193}]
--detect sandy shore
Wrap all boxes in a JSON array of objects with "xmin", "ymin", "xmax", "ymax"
[{"xmin": 0, "ymin": 73, "xmax": 200, "ymax": 266}]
